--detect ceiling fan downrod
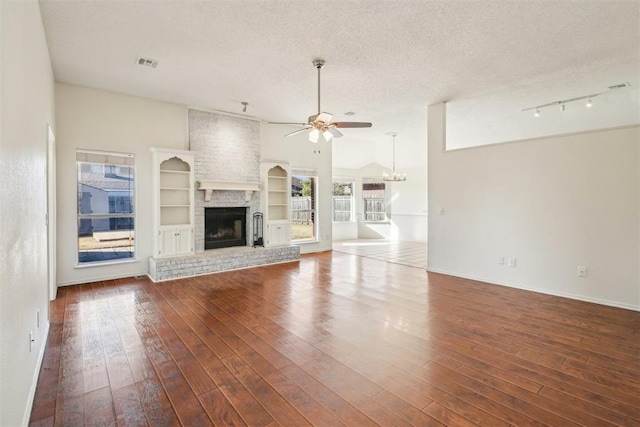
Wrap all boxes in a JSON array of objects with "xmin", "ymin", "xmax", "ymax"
[{"xmin": 313, "ymin": 59, "xmax": 325, "ymax": 115}]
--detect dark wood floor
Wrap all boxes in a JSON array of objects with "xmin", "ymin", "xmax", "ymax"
[{"xmin": 30, "ymin": 251, "xmax": 640, "ymax": 426}]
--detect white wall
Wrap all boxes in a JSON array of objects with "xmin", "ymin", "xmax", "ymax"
[
  {"xmin": 446, "ymin": 86, "xmax": 640, "ymax": 150},
  {"xmin": 428, "ymin": 102, "xmax": 640, "ymax": 310},
  {"xmin": 261, "ymin": 123, "xmax": 333, "ymax": 253},
  {"xmin": 332, "ymin": 167, "xmax": 358, "ymax": 241},
  {"xmin": 55, "ymin": 83, "xmax": 188, "ymax": 285},
  {"xmin": 0, "ymin": 1, "xmax": 55, "ymax": 425}
]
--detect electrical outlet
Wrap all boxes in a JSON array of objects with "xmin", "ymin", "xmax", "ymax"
[
  {"xmin": 498, "ymin": 257, "xmax": 505, "ymax": 265},
  {"xmin": 439, "ymin": 208, "xmax": 445, "ymax": 216},
  {"xmin": 508, "ymin": 257, "xmax": 517, "ymax": 267},
  {"xmin": 577, "ymin": 266, "xmax": 587, "ymax": 277}
]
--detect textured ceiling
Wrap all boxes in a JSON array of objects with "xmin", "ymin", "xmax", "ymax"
[{"xmin": 39, "ymin": 0, "xmax": 640, "ymax": 167}]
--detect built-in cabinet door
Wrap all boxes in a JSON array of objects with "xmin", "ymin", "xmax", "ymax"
[
  {"xmin": 158, "ymin": 226, "xmax": 193, "ymax": 257},
  {"xmin": 175, "ymin": 227, "xmax": 193, "ymax": 255},
  {"xmin": 267, "ymin": 221, "xmax": 290, "ymax": 247},
  {"xmin": 158, "ymin": 229, "xmax": 176, "ymax": 257}
]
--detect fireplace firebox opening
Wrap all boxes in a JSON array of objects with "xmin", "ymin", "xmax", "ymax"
[{"xmin": 205, "ymin": 207, "xmax": 247, "ymax": 250}]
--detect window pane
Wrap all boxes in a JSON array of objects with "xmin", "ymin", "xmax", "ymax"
[
  {"xmin": 78, "ymin": 218, "xmax": 135, "ymax": 263},
  {"xmin": 291, "ymin": 175, "xmax": 316, "ymax": 241},
  {"xmin": 362, "ymin": 179, "xmax": 386, "ymax": 221},
  {"xmin": 76, "ymin": 151, "xmax": 135, "ymax": 264},
  {"xmin": 77, "ymin": 163, "xmax": 134, "ymax": 216},
  {"xmin": 332, "ymin": 181, "xmax": 353, "ymax": 222}
]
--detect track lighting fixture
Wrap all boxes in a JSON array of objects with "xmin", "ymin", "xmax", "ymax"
[{"xmin": 522, "ymin": 82, "xmax": 631, "ymax": 117}]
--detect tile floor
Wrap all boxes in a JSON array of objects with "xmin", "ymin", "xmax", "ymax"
[{"xmin": 332, "ymin": 239, "xmax": 427, "ymax": 269}]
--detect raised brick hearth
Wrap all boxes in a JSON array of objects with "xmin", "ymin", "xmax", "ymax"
[{"xmin": 148, "ymin": 245, "xmax": 300, "ymax": 282}]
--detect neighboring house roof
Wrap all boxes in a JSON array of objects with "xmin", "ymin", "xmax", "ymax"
[
  {"xmin": 79, "ymin": 164, "xmax": 133, "ymax": 192},
  {"xmin": 80, "ymin": 181, "xmax": 133, "ymax": 192}
]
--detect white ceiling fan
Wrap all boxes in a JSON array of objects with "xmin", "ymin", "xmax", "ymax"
[{"xmin": 269, "ymin": 59, "xmax": 372, "ymax": 143}]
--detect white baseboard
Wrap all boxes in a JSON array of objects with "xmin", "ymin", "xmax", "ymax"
[
  {"xmin": 426, "ymin": 267, "xmax": 640, "ymax": 312},
  {"xmin": 22, "ymin": 320, "xmax": 50, "ymax": 426}
]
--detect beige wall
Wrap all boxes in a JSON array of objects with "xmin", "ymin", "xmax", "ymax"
[
  {"xmin": 0, "ymin": 1, "xmax": 55, "ymax": 424},
  {"xmin": 55, "ymin": 83, "xmax": 188, "ymax": 285},
  {"xmin": 428, "ymin": 102, "xmax": 640, "ymax": 310}
]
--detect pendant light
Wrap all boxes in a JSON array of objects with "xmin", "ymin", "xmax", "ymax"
[{"xmin": 382, "ymin": 133, "xmax": 407, "ymax": 182}]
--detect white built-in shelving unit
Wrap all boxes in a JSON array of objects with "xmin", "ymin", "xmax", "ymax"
[
  {"xmin": 152, "ymin": 148, "xmax": 194, "ymax": 257},
  {"xmin": 261, "ymin": 162, "xmax": 291, "ymax": 247}
]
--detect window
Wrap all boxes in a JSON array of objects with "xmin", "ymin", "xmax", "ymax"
[
  {"xmin": 362, "ymin": 178, "xmax": 386, "ymax": 221},
  {"xmin": 76, "ymin": 150, "xmax": 135, "ymax": 264},
  {"xmin": 332, "ymin": 178, "xmax": 354, "ymax": 222},
  {"xmin": 291, "ymin": 169, "xmax": 317, "ymax": 241}
]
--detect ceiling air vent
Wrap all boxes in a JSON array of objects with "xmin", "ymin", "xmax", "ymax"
[
  {"xmin": 608, "ymin": 82, "xmax": 631, "ymax": 90},
  {"xmin": 136, "ymin": 57, "xmax": 158, "ymax": 68}
]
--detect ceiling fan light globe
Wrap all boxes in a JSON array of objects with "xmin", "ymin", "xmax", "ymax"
[
  {"xmin": 323, "ymin": 129, "xmax": 334, "ymax": 142},
  {"xmin": 309, "ymin": 128, "xmax": 320, "ymax": 143}
]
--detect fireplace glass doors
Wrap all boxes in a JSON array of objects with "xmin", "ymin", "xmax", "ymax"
[{"xmin": 204, "ymin": 207, "xmax": 247, "ymax": 249}]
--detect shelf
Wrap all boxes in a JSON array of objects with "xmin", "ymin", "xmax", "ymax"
[
  {"xmin": 160, "ymin": 170, "xmax": 190, "ymax": 174},
  {"xmin": 268, "ymin": 175, "xmax": 287, "ymax": 180}
]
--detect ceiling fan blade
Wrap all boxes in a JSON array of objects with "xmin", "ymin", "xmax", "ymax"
[
  {"xmin": 332, "ymin": 122, "xmax": 373, "ymax": 128},
  {"xmin": 326, "ymin": 127, "xmax": 343, "ymax": 138},
  {"xmin": 268, "ymin": 121, "xmax": 308, "ymax": 126},
  {"xmin": 309, "ymin": 112, "xmax": 333, "ymax": 124},
  {"xmin": 284, "ymin": 127, "xmax": 311, "ymax": 137}
]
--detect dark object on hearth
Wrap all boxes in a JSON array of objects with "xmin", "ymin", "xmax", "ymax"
[{"xmin": 253, "ymin": 212, "xmax": 263, "ymax": 247}]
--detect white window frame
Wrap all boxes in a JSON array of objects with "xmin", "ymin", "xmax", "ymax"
[
  {"xmin": 362, "ymin": 178, "xmax": 387, "ymax": 222},
  {"xmin": 332, "ymin": 177, "xmax": 355, "ymax": 223},
  {"xmin": 291, "ymin": 167, "xmax": 318, "ymax": 242},
  {"xmin": 76, "ymin": 149, "xmax": 136, "ymax": 266}
]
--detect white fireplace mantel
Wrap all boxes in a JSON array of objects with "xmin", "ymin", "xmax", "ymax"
[{"xmin": 197, "ymin": 180, "xmax": 261, "ymax": 202}]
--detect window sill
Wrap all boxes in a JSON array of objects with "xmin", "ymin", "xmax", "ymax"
[
  {"xmin": 292, "ymin": 239, "xmax": 319, "ymax": 245},
  {"xmin": 76, "ymin": 258, "xmax": 138, "ymax": 268}
]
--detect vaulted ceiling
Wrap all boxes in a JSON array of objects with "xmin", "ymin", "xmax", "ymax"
[{"xmin": 39, "ymin": 0, "xmax": 639, "ymax": 167}]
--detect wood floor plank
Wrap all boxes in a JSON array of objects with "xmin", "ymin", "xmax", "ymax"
[
  {"xmin": 135, "ymin": 377, "xmax": 181, "ymax": 427},
  {"xmin": 112, "ymin": 383, "xmax": 148, "ymax": 426},
  {"xmin": 221, "ymin": 354, "xmax": 312, "ymax": 426},
  {"xmin": 198, "ymin": 388, "xmax": 247, "ymax": 427},
  {"xmin": 373, "ymin": 390, "xmax": 445, "ymax": 426},
  {"xmin": 280, "ymin": 364, "xmax": 379, "ymax": 427},
  {"xmin": 423, "ymin": 402, "xmax": 478, "ymax": 426},
  {"xmin": 31, "ymin": 252, "xmax": 640, "ymax": 426}
]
